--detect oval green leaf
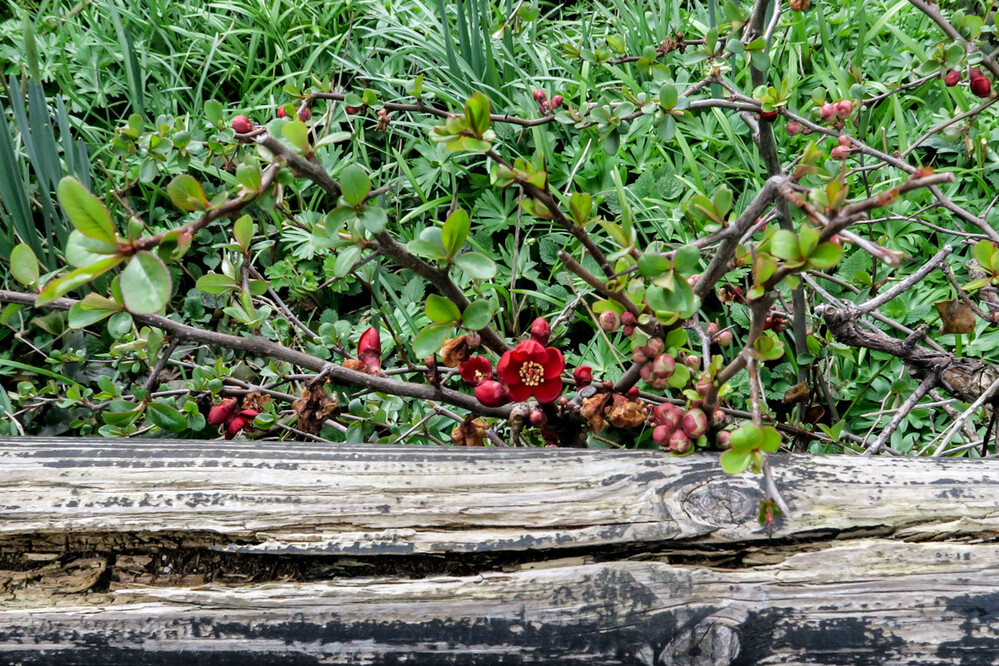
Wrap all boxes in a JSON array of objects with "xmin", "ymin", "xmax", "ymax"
[
  {"xmin": 340, "ymin": 165, "xmax": 371, "ymax": 207},
  {"xmin": 425, "ymin": 294, "xmax": 461, "ymax": 323},
  {"xmin": 57, "ymin": 176, "xmax": 117, "ymax": 244},
  {"xmin": 453, "ymin": 252, "xmax": 497, "ymax": 279},
  {"xmin": 10, "ymin": 244, "xmax": 39, "ymax": 288},
  {"xmin": 166, "ymin": 174, "xmax": 209, "ymax": 211},
  {"xmin": 462, "ymin": 300, "xmax": 493, "ymax": 330},
  {"xmin": 120, "ymin": 251, "xmax": 172, "ymax": 315}
]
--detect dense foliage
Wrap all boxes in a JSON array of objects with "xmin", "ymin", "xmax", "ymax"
[{"xmin": 3, "ymin": 0, "xmax": 999, "ymax": 509}]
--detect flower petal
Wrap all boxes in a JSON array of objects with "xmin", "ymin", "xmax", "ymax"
[
  {"xmin": 496, "ymin": 351, "xmax": 519, "ymax": 384},
  {"xmin": 514, "ymin": 338, "xmax": 545, "ymax": 360},
  {"xmin": 507, "ymin": 382, "xmax": 534, "ymax": 403},
  {"xmin": 543, "ymin": 347, "xmax": 565, "ymax": 379},
  {"xmin": 533, "ymin": 378, "xmax": 563, "ymax": 404}
]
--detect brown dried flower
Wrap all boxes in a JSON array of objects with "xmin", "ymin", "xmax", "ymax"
[
  {"xmin": 440, "ymin": 335, "xmax": 471, "ymax": 368},
  {"xmin": 607, "ymin": 395, "xmax": 646, "ymax": 428},
  {"xmin": 451, "ymin": 417, "xmax": 487, "ymax": 447},
  {"xmin": 293, "ymin": 381, "xmax": 340, "ymax": 435}
]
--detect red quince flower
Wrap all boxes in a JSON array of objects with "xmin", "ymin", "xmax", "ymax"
[
  {"xmin": 475, "ymin": 380, "xmax": 511, "ymax": 407},
  {"xmin": 459, "ymin": 356, "xmax": 493, "ymax": 385},
  {"xmin": 357, "ymin": 327, "xmax": 382, "ymax": 374},
  {"xmin": 496, "ymin": 339, "xmax": 564, "ymax": 403}
]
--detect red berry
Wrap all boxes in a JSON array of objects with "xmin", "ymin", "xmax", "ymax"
[
  {"xmin": 573, "ymin": 365, "xmax": 593, "ymax": 387},
  {"xmin": 475, "ymin": 380, "xmax": 511, "ymax": 407},
  {"xmin": 945, "ymin": 70, "xmax": 962, "ymax": 87},
  {"xmin": 530, "ymin": 317, "xmax": 551, "ymax": 345},
  {"xmin": 231, "ymin": 115, "xmax": 253, "ymax": 134},
  {"xmin": 277, "ymin": 107, "xmax": 287, "ymax": 118},
  {"xmin": 971, "ymin": 75, "xmax": 992, "ymax": 98}
]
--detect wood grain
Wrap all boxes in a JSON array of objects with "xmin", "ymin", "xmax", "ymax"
[{"xmin": 3, "ymin": 439, "xmax": 999, "ymax": 664}]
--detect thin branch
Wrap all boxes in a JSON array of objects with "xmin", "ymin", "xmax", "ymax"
[{"xmin": 864, "ymin": 371, "xmax": 938, "ymax": 456}]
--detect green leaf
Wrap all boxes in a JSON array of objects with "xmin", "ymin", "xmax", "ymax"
[
  {"xmin": 808, "ymin": 242, "xmax": 843, "ymax": 269},
  {"xmin": 659, "ymin": 83, "xmax": 678, "ymax": 109},
  {"xmin": 464, "ymin": 91, "xmax": 491, "ymax": 138},
  {"xmin": 205, "ymin": 100, "xmax": 223, "ymax": 127},
  {"xmin": 730, "ymin": 424, "xmax": 762, "ymax": 452},
  {"xmin": 233, "ymin": 215, "xmax": 254, "ymax": 252},
  {"xmin": 454, "ymin": 252, "xmax": 497, "ymax": 279},
  {"xmin": 236, "ymin": 164, "xmax": 261, "ymax": 192},
  {"xmin": 974, "ymin": 240, "xmax": 995, "ymax": 271},
  {"xmin": 638, "ymin": 252, "xmax": 671, "ymax": 277},
  {"xmin": 196, "ymin": 273, "xmax": 239, "ymax": 294},
  {"xmin": 712, "ymin": 186, "xmax": 733, "ymax": 218},
  {"xmin": 57, "ymin": 176, "xmax": 117, "ymax": 244},
  {"xmin": 759, "ymin": 426, "xmax": 782, "ymax": 452},
  {"xmin": 357, "ymin": 205, "xmax": 387, "ymax": 233},
  {"xmin": 281, "ymin": 120, "xmax": 311, "ymax": 153},
  {"xmin": 120, "ymin": 251, "xmax": 172, "ymax": 315},
  {"xmin": 146, "ymin": 402, "xmax": 188, "ymax": 432},
  {"xmin": 65, "ymin": 231, "xmax": 120, "ymax": 269},
  {"xmin": 68, "ymin": 302, "xmax": 116, "ymax": 329},
  {"xmin": 770, "ymin": 230, "xmax": 801, "ymax": 261},
  {"xmin": 334, "ymin": 245, "xmax": 363, "ymax": 277},
  {"xmin": 569, "ymin": 192, "xmax": 593, "ymax": 225},
  {"xmin": 672, "ymin": 245, "xmax": 701, "ymax": 275},
  {"xmin": 166, "ymin": 175, "xmax": 209, "ymax": 211},
  {"xmin": 413, "ymin": 323, "xmax": 453, "ymax": 358},
  {"xmin": 340, "ymin": 165, "xmax": 371, "ymax": 207},
  {"xmin": 799, "ymin": 226, "xmax": 821, "ymax": 257},
  {"xmin": 36, "ymin": 256, "xmax": 123, "ymax": 306},
  {"xmin": 720, "ymin": 449, "xmax": 752, "ymax": 474},
  {"xmin": 10, "ymin": 244, "xmax": 39, "ymax": 288},
  {"xmin": 408, "ymin": 239, "xmax": 449, "ymax": 260},
  {"xmin": 750, "ymin": 335, "xmax": 785, "ymax": 361},
  {"xmin": 425, "ymin": 294, "xmax": 461, "ymax": 323},
  {"xmin": 442, "ymin": 209, "xmax": 470, "ymax": 258},
  {"xmin": 462, "ymin": 300, "xmax": 493, "ymax": 330}
]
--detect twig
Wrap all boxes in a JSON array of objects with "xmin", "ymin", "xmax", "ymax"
[
  {"xmin": 864, "ymin": 371, "xmax": 938, "ymax": 456},
  {"xmin": 929, "ymin": 375, "xmax": 999, "ymax": 457}
]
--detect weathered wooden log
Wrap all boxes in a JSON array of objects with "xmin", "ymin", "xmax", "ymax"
[{"xmin": 2, "ymin": 438, "xmax": 999, "ymax": 664}]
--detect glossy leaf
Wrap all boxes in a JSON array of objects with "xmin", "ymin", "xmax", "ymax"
[
  {"xmin": 413, "ymin": 323, "xmax": 453, "ymax": 358},
  {"xmin": 426, "ymin": 294, "xmax": 461, "ymax": 323},
  {"xmin": 120, "ymin": 251, "xmax": 172, "ymax": 314},
  {"xmin": 462, "ymin": 300, "xmax": 493, "ymax": 330},
  {"xmin": 442, "ymin": 209, "xmax": 470, "ymax": 258},
  {"xmin": 454, "ymin": 252, "xmax": 497, "ymax": 279},
  {"xmin": 340, "ymin": 165, "xmax": 371, "ymax": 207},
  {"xmin": 57, "ymin": 176, "xmax": 116, "ymax": 244},
  {"xmin": 10, "ymin": 243, "xmax": 39, "ymax": 288},
  {"xmin": 166, "ymin": 174, "xmax": 209, "ymax": 211}
]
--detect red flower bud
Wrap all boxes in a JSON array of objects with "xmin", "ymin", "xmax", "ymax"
[
  {"xmin": 971, "ymin": 69, "xmax": 985, "ymax": 80},
  {"xmin": 530, "ymin": 317, "xmax": 551, "ymax": 345},
  {"xmin": 529, "ymin": 408, "xmax": 547, "ymax": 427},
  {"xmin": 653, "ymin": 424, "xmax": 672, "ymax": 446},
  {"xmin": 298, "ymin": 106, "xmax": 312, "ymax": 121},
  {"xmin": 208, "ymin": 399, "xmax": 238, "ymax": 426},
  {"xmin": 533, "ymin": 89, "xmax": 547, "ymax": 103},
  {"xmin": 598, "ymin": 310, "xmax": 620, "ymax": 332},
  {"xmin": 620, "ymin": 311, "xmax": 636, "ymax": 327},
  {"xmin": 640, "ymin": 363, "xmax": 654, "ymax": 382},
  {"xmin": 695, "ymin": 378, "xmax": 712, "ymax": 397},
  {"xmin": 759, "ymin": 110, "xmax": 778, "ymax": 122},
  {"xmin": 550, "ymin": 95, "xmax": 564, "ymax": 109},
  {"xmin": 716, "ymin": 430, "xmax": 732, "ymax": 449},
  {"xmin": 623, "ymin": 325, "xmax": 636, "ymax": 337},
  {"xmin": 686, "ymin": 274, "xmax": 701, "ymax": 287},
  {"xmin": 837, "ymin": 135, "xmax": 851, "ymax": 147},
  {"xmin": 786, "ymin": 120, "xmax": 803, "ymax": 136},
  {"xmin": 972, "ymin": 75, "xmax": 992, "ymax": 98},
  {"xmin": 345, "ymin": 105, "xmax": 361, "ymax": 115},
  {"xmin": 830, "ymin": 146, "xmax": 850, "ymax": 160},
  {"xmin": 945, "ymin": 70, "xmax": 962, "ymax": 87},
  {"xmin": 466, "ymin": 332, "xmax": 482, "ymax": 348},
  {"xmin": 231, "ymin": 115, "xmax": 253, "ymax": 134},
  {"xmin": 572, "ymin": 365, "xmax": 593, "ymax": 387},
  {"xmin": 646, "ymin": 337, "xmax": 665, "ymax": 357},
  {"xmin": 818, "ymin": 103, "xmax": 835, "ymax": 121},
  {"xmin": 277, "ymin": 106, "xmax": 287, "ymax": 118},
  {"xmin": 357, "ymin": 327, "xmax": 382, "ymax": 374},
  {"xmin": 705, "ymin": 322, "xmax": 719, "ymax": 337},
  {"xmin": 626, "ymin": 387, "xmax": 640, "ymax": 399},
  {"xmin": 475, "ymin": 380, "xmax": 512, "ymax": 407},
  {"xmin": 685, "ymin": 355, "xmax": 701, "ymax": 370},
  {"xmin": 652, "ymin": 354, "xmax": 675, "ymax": 378},
  {"xmin": 225, "ymin": 416, "xmax": 249, "ymax": 440},
  {"xmin": 633, "ymin": 347, "xmax": 649, "ymax": 364},
  {"xmin": 836, "ymin": 100, "xmax": 853, "ymax": 116},
  {"xmin": 682, "ymin": 408, "xmax": 708, "ymax": 438},
  {"xmin": 715, "ymin": 330, "xmax": 734, "ymax": 346},
  {"xmin": 669, "ymin": 429, "xmax": 692, "ymax": 453},
  {"xmin": 459, "ymin": 356, "xmax": 493, "ymax": 385},
  {"xmin": 655, "ymin": 404, "xmax": 683, "ymax": 431}
]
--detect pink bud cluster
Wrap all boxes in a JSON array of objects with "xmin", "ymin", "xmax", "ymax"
[
  {"xmin": 817, "ymin": 99, "xmax": 854, "ymax": 123},
  {"xmin": 649, "ymin": 403, "xmax": 707, "ymax": 454},
  {"xmin": 533, "ymin": 89, "xmax": 564, "ymax": 115},
  {"xmin": 831, "ymin": 134, "xmax": 852, "ymax": 161}
]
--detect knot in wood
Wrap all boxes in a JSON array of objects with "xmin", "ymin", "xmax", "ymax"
[{"xmin": 682, "ymin": 479, "xmax": 760, "ymax": 525}]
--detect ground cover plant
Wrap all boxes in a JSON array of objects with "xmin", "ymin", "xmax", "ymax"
[{"xmin": 3, "ymin": 0, "xmax": 999, "ymax": 518}]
